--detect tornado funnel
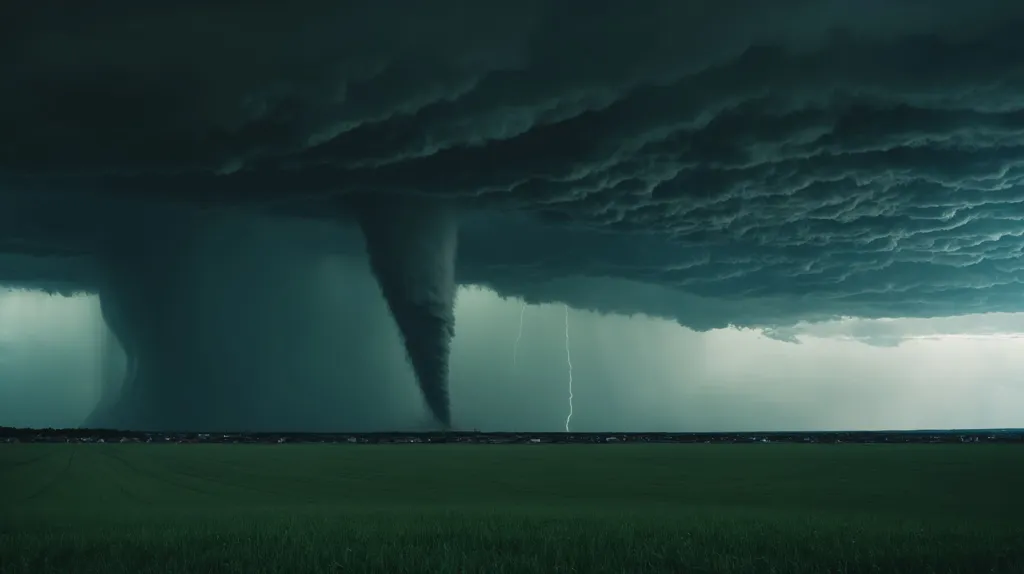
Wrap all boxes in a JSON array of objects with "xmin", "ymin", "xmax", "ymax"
[{"xmin": 352, "ymin": 194, "xmax": 458, "ymax": 427}]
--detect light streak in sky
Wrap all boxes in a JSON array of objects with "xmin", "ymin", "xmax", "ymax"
[
  {"xmin": 513, "ymin": 302, "xmax": 526, "ymax": 367},
  {"xmin": 564, "ymin": 304, "xmax": 573, "ymax": 432}
]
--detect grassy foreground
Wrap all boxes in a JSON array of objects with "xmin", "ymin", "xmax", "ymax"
[{"xmin": 1, "ymin": 443, "xmax": 1021, "ymax": 573}]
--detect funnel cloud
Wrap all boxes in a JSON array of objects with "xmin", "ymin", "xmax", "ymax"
[{"xmin": 353, "ymin": 195, "xmax": 459, "ymax": 427}]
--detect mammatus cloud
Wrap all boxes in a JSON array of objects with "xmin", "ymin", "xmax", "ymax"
[{"xmin": 3, "ymin": 1, "xmax": 1024, "ymax": 427}]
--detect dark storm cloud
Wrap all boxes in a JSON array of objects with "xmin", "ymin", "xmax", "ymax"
[
  {"xmin": 3, "ymin": 0, "xmax": 1024, "ymax": 426},
  {"xmin": 0, "ymin": 254, "xmax": 96, "ymax": 295},
  {"xmin": 3, "ymin": 0, "xmax": 1024, "ymax": 323}
]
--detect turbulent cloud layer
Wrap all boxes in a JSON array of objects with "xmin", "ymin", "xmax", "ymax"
[
  {"xmin": 4, "ymin": 1, "xmax": 1024, "ymax": 427},
  {"xmin": 3, "ymin": 1, "xmax": 1024, "ymax": 317}
]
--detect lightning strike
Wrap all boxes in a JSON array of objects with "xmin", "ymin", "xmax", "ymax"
[
  {"xmin": 564, "ymin": 304, "xmax": 573, "ymax": 432},
  {"xmin": 513, "ymin": 302, "xmax": 526, "ymax": 367}
]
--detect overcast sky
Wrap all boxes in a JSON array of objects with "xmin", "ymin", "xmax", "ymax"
[{"xmin": 2, "ymin": 285, "xmax": 1019, "ymax": 431}]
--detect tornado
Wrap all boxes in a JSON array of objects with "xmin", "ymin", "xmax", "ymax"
[
  {"xmin": 83, "ymin": 214, "xmax": 202, "ymax": 430},
  {"xmin": 351, "ymin": 194, "xmax": 459, "ymax": 428},
  {"xmin": 82, "ymin": 300, "xmax": 134, "ymax": 429},
  {"xmin": 81, "ymin": 205, "xmax": 433, "ymax": 432}
]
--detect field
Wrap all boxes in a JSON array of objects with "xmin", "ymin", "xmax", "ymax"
[{"xmin": 1, "ymin": 443, "xmax": 1022, "ymax": 573}]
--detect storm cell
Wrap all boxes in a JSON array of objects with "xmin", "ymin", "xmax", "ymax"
[{"xmin": 85, "ymin": 210, "xmax": 431, "ymax": 432}]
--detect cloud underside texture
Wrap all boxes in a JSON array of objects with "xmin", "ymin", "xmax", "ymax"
[{"xmin": 5, "ymin": 0, "xmax": 1024, "ymax": 325}]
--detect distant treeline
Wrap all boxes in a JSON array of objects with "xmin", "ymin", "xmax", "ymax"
[{"xmin": 1, "ymin": 427, "xmax": 1022, "ymax": 445}]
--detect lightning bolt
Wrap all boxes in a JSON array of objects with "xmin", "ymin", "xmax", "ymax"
[
  {"xmin": 513, "ymin": 302, "xmax": 526, "ymax": 367},
  {"xmin": 564, "ymin": 304, "xmax": 573, "ymax": 432}
]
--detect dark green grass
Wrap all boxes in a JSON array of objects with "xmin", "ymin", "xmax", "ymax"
[{"xmin": 1, "ymin": 443, "xmax": 1021, "ymax": 573}]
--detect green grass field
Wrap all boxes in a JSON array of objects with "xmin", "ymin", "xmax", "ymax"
[{"xmin": 1, "ymin": 443, "xmax": 1021, "ymax": 573}]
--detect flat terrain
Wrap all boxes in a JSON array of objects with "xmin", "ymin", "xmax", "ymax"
[
  {"xmin": 1, "ymin": 443, "xmax": 1022, "ymax": 573},
  {"xmin": 4, "ymin": 426, "xmax": 1023, "ymax": 444}
]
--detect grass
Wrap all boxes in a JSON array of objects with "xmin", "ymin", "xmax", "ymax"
[{"xmin": 1, "ymin": 443, "xmax": 1022, "ymax": 573}]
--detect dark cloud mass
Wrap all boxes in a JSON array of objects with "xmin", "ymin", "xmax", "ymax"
[{"xmin": 2, "ymin": 0, "xmax": 1024, "ymax": 428}]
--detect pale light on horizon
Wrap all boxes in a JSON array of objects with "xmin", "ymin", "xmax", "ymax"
[{"xmin": 0, "ymin": 286, "xmax": 1021, "ymax": 431}]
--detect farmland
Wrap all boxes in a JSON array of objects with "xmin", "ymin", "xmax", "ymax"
[{"xmin": 2, "ymin": 442, "xmax": 1022, "ymax": 573}]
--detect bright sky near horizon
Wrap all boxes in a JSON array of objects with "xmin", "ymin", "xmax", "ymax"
[{"xmin": 1, "ymin": 286, "xmax": 1020, "ymax": 431}]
